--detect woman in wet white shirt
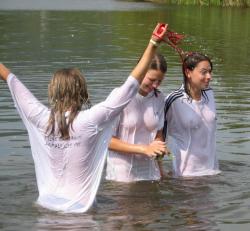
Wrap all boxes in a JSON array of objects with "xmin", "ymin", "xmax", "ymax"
[
  {"xmin": 106, "ymin": 53, "xmax": 168, "ymax": 182},
  {"xmin": 0, "ymin": 23, "xmax": 168, "ymax": 213},
  {"xmin": 163, "ymin": 52, "xmax": 221, "ymax": 177}
]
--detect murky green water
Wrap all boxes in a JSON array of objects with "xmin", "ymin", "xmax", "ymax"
[{"xmin": 0, "ymin": 1, "xmax": 250, "ymax": 230}]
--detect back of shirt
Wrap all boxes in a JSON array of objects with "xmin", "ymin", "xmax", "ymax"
[{"xmin": 7, "ymin": 74, "xmax": 139, "ymax": 212}]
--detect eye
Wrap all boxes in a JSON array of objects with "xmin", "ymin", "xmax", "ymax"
[
  {"xmin": 200, "ymin": 69, "xmax": 211, "ymax": 76},
  {"xmin": 201, "ymin": 70, "xmax": 207, "ymax": 75}
]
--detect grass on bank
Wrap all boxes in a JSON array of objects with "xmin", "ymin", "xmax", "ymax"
[{"xmin": 132, "ymin": 0, "xmax": 250, "ymax": 7}]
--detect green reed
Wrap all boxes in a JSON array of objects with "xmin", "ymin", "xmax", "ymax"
[{"xmin": 148, "ymin": 0, "xmax": 250, "ymax": 7}]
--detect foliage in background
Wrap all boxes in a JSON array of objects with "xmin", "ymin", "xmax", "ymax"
[{"xmin": 140, "ymin": 0, "xmax": 250, "ymax": 7}]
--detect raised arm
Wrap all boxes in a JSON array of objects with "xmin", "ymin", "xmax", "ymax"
[
  {"xmin": 88, "ymin": 23, "xmax": 168, "ymax": 126},
  {"xmin": 131, "ymin": 23, "xmax": 168, "ymax": 84},
  {"xmin": 0, "ymin": 63, "xmax": 48, "ymax": 127}
]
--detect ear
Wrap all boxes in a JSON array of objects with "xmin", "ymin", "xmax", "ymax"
[{"xmin": 185, "ymin": 69, "xmax": 192, "ymax": 79}]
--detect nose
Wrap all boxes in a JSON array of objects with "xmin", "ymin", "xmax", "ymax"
[
  {"xmin": 207, "ymin": 72, "xmax": 212, "ymax": 81},
  {"xmin": 152, "ymin": 80, "xmax": 160, "ymax": 88}
]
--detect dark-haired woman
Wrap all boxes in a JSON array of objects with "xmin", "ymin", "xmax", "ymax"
[
  {"xmin": 0, "ymin": 23, "xmax": 168, "ymax": 213},
  {"xmin": 106, "ymin": 53, "xmax": 168, "ymax": 182},
  {"xmin": 163, "ymin": 52, "xmax": 221, "ymax": 177}
]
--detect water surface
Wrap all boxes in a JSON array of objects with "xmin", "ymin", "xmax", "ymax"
[{"xmin": 0, "ymin": 1, "xmax": 250, "ymax": 231}]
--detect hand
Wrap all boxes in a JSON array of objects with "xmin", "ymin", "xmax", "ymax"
[
  {"xmin": 156, "ymin": 147, "xmax": 172, "ymax": 161},
  {"xmin": 151, "ymin": 23, "xmax": 168, "ymax": 43},
  {"xmin": 142, "ymin": 140, "xmax": 166, "ymax": 158},
  {"xmin": 0, "ymin": 63, "xmax": 10, "ymax": 81}
]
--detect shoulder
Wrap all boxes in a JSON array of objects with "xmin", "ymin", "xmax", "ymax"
[
  {"xmin": 203, "ymin": 87, "xmax": 214, "ymax": 94},
  {"xmin": 202, "ymin": 87, "xmax": 215, "ymax": 100},
  {"xmin": 203, "ymin": 86, "xmax": 213, "ymax": 93},
  {"xmin": 164, "ymin": 85, "xmax": 185, "ymax": 111}
]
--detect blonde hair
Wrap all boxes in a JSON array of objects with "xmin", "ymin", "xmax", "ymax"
[{"xmin": 47, "ymin": 68, "xmax": 91, "ymax": 140}]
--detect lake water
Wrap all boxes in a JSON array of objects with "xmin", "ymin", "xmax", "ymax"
[{"xmin": 0, "ymin": 1, "xmax": 250, "ymax": 230}]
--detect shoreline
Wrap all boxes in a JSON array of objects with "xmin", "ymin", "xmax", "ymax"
[{"xmin": 143, "ymin": 0, "xmax": 250, "ymax": 7}]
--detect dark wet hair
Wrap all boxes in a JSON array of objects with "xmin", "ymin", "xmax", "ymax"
[
  {"xmin": 149, "ymin": 53, "xmax": 167, "ymax": 97},
  {"xmin": 182, "ymin": 52, "xmax": 213, "ymax": 99},
  {"xmin": 150, "ymin": 52, "xmax": 167, "ymax": 74}
]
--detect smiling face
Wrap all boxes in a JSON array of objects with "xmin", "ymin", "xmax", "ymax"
[
  {"xmin": 139, "ymin": 69, "xmax": 165, "ymax": 96},
  {"xmin": 186, "ymin": 60, "xmax": 212, "ymax": 91}
]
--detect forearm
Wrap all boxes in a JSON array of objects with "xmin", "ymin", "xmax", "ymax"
[
  {"xmin": 131, "ymin": 23, "xmax": 168, "ymax": 84},
  {"xmin": 130, "ymin": 42, "xmax": 158, "ymax": 84},
  {"xmin": 109, "ymin": 136, "xmax": 166, "ymax": 159},
  {"xmin": 7, "ymin": 73, "xmax": 47, "ymax": 125},
  {"xmin": 89, "ymin": 76, "xmax": 139, "ymax": 126},
  {"xmin": 109, "ymin": 137, "xmax": 146, "ymax": 155}
]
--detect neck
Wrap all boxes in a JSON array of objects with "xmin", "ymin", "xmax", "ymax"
[
  {"xmin": 138, "ymin": 89, "xmax": 148, "ymax": 96},
  {"xmin": 189, "ymin": 87, "xmax": 201, "ymax": 101}
]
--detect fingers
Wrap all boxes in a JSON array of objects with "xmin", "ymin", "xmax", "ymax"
[
  {"xmin": 150, "ymin": 140, "xmax": 166, "ymax": 146},
  {"xmin": 152, "ymin": 23, "xmax": 168, "ymax": 42},
  {"xmin": 150, "ymin": 153, "xmax": 157, "ymax": 158},
  {"xmin": 146, "ymin": 148, "xmax": 164, "ymax": 158},
  {"xmin": 153, "ymin": 149, "xmax": 165, "ymax": 156},
  {"xmin": 145, "ymin": 141, "xmax": 170, "ymax": 159},
  {"xmin": 152, "ymin": 141, "xmax": 171, "ymax": 155}
]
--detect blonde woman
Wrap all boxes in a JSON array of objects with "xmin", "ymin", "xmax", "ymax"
[{"xmin": 0, "ymin": 23, "xmax": 168, "ymax": 213}]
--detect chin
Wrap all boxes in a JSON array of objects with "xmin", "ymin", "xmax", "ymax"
[{"xmin": 144, "ymin": 88, "xmax": 152, "ymax": 94}]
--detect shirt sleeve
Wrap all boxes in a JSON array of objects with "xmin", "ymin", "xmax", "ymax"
[
  {"xmin": 87, "ymin": 75, "xmax": 139, "ymax": 128},
  {"xmin": 7, "ymin": 73, "xmax": 49, "ymax": 129}
]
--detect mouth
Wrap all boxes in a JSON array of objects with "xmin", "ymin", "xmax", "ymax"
[{"xmin": 145, "ymin": 86, "xmax": 154, "ymax": 92}]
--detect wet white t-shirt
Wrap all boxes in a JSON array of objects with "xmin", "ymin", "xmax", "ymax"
[
  {"xmin": 164, "ymin": 85, "xmax": 221, "ymax": 177},
  {"xmin": 7, "ymin": 73, "xmax": 139, "ymax": 213},
  {"xmin": 106, "ymin": 90, "xmax": 165, "ymax": 182}
]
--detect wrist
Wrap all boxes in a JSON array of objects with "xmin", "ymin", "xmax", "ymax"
[
  {"xmin": 137, "ymin": 145, "xmax": 146, "ymax": 155},
  {"xmin": 150, "ymin": 38, "xmax": 160, "ymax": 47}
]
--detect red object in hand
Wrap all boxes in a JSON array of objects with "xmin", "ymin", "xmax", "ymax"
[
  {"xmin": 153, "ymin": 22, "xmax": 186, "ymax": 62},
  {"xmin": 152, "ymin": 23, "xmax": 168, "ymax": 41},
  {"xmin": 152, "ymin": 23, "xmax": 184, "ymax": 45}
]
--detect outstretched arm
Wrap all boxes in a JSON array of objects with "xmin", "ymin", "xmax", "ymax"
[
  {"xmin": 0, "ymin": 63, "xmax": 11, "ymax": 81},
  {"xmin": 0, "ymin": 63, "xmax": 48, "ymax": 127},
  {"xmin": 109, "ymin": 136, "xmax": 166, "ymax": 159}
]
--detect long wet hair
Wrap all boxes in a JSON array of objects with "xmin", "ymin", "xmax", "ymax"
[
  {"xmin": 149, "ymin": 53, "xmax": 167, "ymax": 96},
  {"xmin": 46, "ymin": 68, "xmax": 91, "ymax": 140},
  {"xmin": 150, "ymin": 52, "xmax": 167, "ymax": 74},
  {"xmin": 182, "ymin": 52, "xmax": 213, "ymax": 100}
]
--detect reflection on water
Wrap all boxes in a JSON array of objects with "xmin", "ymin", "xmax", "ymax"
[
  {"xmin": 0, "ymin": 0, "xmax": 157, "ymax": 11},
  {"xmin": 0, "ymin": 2, "xmax": 250, "ymax": 231},
  {"xmin": 36, "ymin": 212, "xmax": 100, "ymax": 231}
]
